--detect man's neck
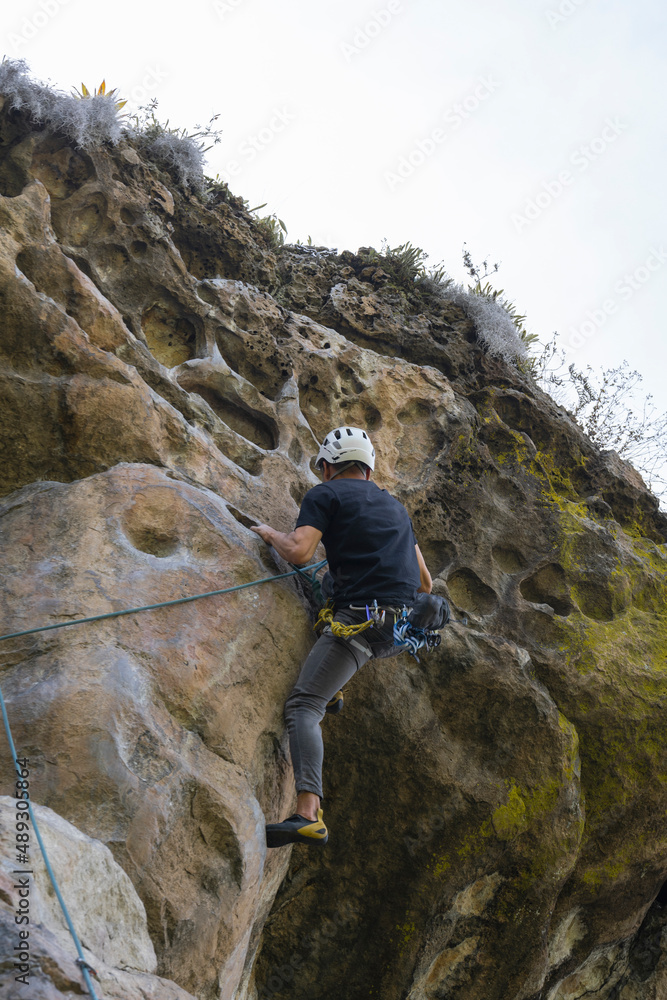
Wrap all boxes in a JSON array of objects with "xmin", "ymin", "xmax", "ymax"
[{"xmin": 327, "ymin": 470, "xmax": 368, "ymax": 482}]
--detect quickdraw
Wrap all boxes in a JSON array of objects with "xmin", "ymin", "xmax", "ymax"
[{"xmin": 393, "ymin": 613, "xmax": 442, "ymax": 662}]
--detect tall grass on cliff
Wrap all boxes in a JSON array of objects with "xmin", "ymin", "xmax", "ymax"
[{"xmin": 0, "ymin": 59, "xmax": 220, "ymax": 193}]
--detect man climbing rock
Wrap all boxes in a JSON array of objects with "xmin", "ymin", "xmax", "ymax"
[{"xmin": 251, "ymin": 425, "xmax": 433, "ymax": 848}]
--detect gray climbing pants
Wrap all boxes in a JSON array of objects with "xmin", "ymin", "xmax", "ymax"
[{"xmin": 284, "ymin": 606, "xmax": 398, "ymax": 800}]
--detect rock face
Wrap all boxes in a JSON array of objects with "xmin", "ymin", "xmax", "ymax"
[{"xmin": 0, "ymin": 92, "xmax": 666, "ymax": 1000}]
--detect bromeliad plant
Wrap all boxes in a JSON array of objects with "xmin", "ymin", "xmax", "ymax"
[{"xmin": 73, "ymin": 80, "xmax": 127, "ymax": 111}]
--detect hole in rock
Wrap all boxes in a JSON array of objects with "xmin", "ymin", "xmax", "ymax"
[
  {"xmin": 215, "ymin": 328, "xmax": 291, "ymax": 400},
  {"xmin": 297, "ymin": 379, "xmax": 332, "ymax": 441},
  {"xmin": 142, "ymin": 303, "xmax": 197, "ymax": 368},
  {"xmin": 492, "ymin": 394, "xmax": 554, "ymax": 453},
  {"xmin": 492, "ymin": 546, "xmax": 526, "ymax": 573},
  {"xmin": 520, "ymin": 564, "xmax": 574, "ymax": 616},
  {"xmin": 196, "ymin": 283, "xmax": 219, "ymax": 308},
  {"xmin": 397, "ymin": 399, "xmax": 434, "ymax": 425},
  {"xmin": 573, "ymin": 581, "xmax": 614, "ymax": 621},
  {"xmin": 122, "ymin": 314, "xmax": 139, "ymax": 337},
  {"xmin": 130, "ymin": 240, "xmax": 148, "ymax": 258},
  {"xmin": 491, "ymin": 474, "xmax": 527, "ymax": 508},
  {"xmin": 92, "ymin": 243, "xmax": 131, "ymax": 282},
  {"xmin": 339, "ymin": 398, "xmax": 382, "ymax": 431},
  {"xmin": 656, "ymin": 881, "xmax": 667, "ymax": 907},
  {"xmin": 289, "ymin": 437, "xmax": 303, "ymax": 464},
  {"xmin": 336, "ymin": 361, "xmax": 365, "ymax": 395},
  {"xmin": 226, "ymin": 506, "xmax": 257, "ymax": 530},
  {"xmin": 191, "ymin": 786, "xmax": 243, "ymax": 889},
  {"xmin": 420, "ymin": 539, "xmax": 456, "ymax": 578},
  {"xmin": 0, "ymin": 153, "xmax": 30, "ymax": 197},
  {"xmin": 30, "ymin": 139, "xmax": 94, "ymax": 199},
  {"xmin": 65, "ymin": 252, "xmax": 94, "ymax": 281},
  {"xmin": 228, "ymin": 449, "xmax": 263, "ymax": 476},
  {"xmin": 447, "ymin": 568, "xmax": 498, "ymax": 616},
  {"xmin": 126, "ymin": 525, "xmax": 180, "ymax": 557},
  {"xmin": 16, "ymin": 245, "xmax": 51, "ymax": 290},
  {"xmin": 120, "ymin": 206, "xmax": 140, "ymax": 225},
  {"xmin": 16, "ymin": 246, "xmax": 99, "ymax": 324},
  {"xmin": 120, "ymin": 490, "xmax": 192, "ymax": 557},
  {"xmin": 57, "ymin": 191, "xmax": 109, "ymax": 246},
  {"xmin": 212, "ymin": 435, "xmax": 264, "ymax": 476},
  {"xmin": 183, "ymin": 381, "xmax": 277, "ymax": 451}
]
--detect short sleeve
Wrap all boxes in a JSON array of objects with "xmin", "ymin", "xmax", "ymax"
[{"xmin": 295, "ymin": 485, "xmax": 337, "ymax": 535}]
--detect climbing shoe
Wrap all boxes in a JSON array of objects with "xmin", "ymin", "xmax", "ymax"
[
  {"xmin": 266, "ymin": 809, "xmax": 329, "ymax": 848},
  {"xmin": 325, "ymin": 690, "xmax": 344, "ymax": 715}
]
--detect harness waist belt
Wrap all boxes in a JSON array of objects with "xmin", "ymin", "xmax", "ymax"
[{"xmin": 347, "ymin": 604, "xmax": 410, "ymax": 615}]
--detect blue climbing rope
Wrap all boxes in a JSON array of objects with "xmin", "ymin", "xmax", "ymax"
[
  {"xmin": 0, "ymin": 559, "xmax": 328, "ymax": 645},
  {"xmin": 0, "ymin": 556, "xmax": 327, "ymax": 996},
  {"xmin": 0, "ymin": 686, "xmax": 100, "ymax": 999}
]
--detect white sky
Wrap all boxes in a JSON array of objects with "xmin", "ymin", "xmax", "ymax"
[{"xmin": 3, "ymin": 0, "xmax": 666, "ymax": 488}]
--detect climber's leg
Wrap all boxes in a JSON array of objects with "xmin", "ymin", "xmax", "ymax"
[
  {"xmin": 266, "ymin": 629, "xmax": 370, "ymax": 847},
  {"xmin": 285, "ymin": 629, "xmax": 369, "ymax": 805}
]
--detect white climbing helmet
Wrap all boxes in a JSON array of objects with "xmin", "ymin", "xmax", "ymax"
[{"xmin": 315, "ymin": 425, "xmax": 376, "ymax": 471}]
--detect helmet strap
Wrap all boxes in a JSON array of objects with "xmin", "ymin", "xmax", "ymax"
[{"xmin": 327, "ymin": 461, "xmax": 368, "ymax": 480}]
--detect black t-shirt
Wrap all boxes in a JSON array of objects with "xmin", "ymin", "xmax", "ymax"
[{"xmin": 295, "ymin": 479, "xmax": 421, "ymax": 607}]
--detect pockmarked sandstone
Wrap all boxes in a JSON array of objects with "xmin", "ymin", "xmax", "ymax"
[{"xmin": 0, "ymin": 81, "xmax": 666, "ymax": 1000}]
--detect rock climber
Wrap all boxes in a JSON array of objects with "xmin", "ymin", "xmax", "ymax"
[{"xmin": 251, "ymin": 425, "xmax": 434, "ymax": 848}]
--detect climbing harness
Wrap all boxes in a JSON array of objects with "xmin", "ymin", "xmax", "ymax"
[
  {"xmin": 0, "ymin": 556, "xmax": 327, "ymax": 999},
  {"xmin": 314, "ymin": 600, "xmax": 387, "ymax": 639},
  {"xmin": 316, "ymin": 596, "xmax": 466, "ymax": 662}
]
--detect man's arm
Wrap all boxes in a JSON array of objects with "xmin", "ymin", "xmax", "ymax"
[
  {"xmin": 415, "ymin": 544, "xmax": 432, "ymax": 594},
  {"xmin": 251, "ymin": 523, "xmax": 323, "ymax": 565}
]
